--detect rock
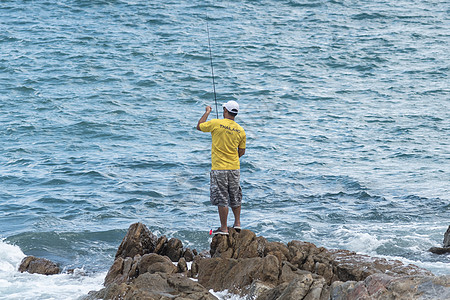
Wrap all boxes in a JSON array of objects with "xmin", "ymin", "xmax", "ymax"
[
  {"xmin": 88, "ymin": 224, "xmax": 449, "ymax": 300},
  {"xmin": 429, "ymin": 247, "xmax": 450, "ymax": 255},
  {"xmin": 189, "ymin": 256, "xmax": 202, "ymax": 278},
  {"xmin": 428, "ymin": 225, "xmax": 450, "ymax": 255},
  {"xmin": 210, "ymin": 228, "xmax": 266, "ymax": 259},
  {"xmin": 264, "ymin": 241, "xmax": 290, "ymax": 265},
  {"xmin": 443, "ymin": 225, "xmax": 450, "ymax": 247},
  {"xmin": 277, "ymin": 273, "xmax": 314, "ymax": 300},
  {"xmin": 198, "ymin": 255, "xmax": 280, "ymax": 294},
  {"xmin": 115, "ymin": 222, "xmax": 157, "ymax": 259},
  {"xmin": 331, "ymin": 274, "xmax": 450, "ymax": 300},
  {"xmin": 18, "ymin": 256, "xmax": 60, "ymax": 275},
  {"xmin": 137, "ymin": 253, "xmax": 177, "ymax": 275},
  {"xmin": 104, "ymin": 257, "xmax": 126, "ymax": 286},
  {"xmin": 88, "ymin": 272, "xmax": 217, "ymax": 300},
  {"xmin": 286, "ymin": 241, "xmax": 432, "ymax": 284},
  {"xmin": 166, "ymin": 238, "xmax": 183, "ymax": 262},
  {"xmin": 246, "ymin": 280, "xmax": 276, "ymax": 300},
  {"xmin": 154, "ymin": 236, "xmax": 167, "ymax": 255},
  {"xmin": 177, "ymin": 257, "xmax": 188, "ymax": 273},
  {"xmin": 183, "ymin": 248, "xmax": 195, "ymax": 262}
]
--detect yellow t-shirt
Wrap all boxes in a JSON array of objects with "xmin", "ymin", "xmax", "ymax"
[{"xmin": 199, "ymin": 118, "xmax": 246, "ymax": 170}]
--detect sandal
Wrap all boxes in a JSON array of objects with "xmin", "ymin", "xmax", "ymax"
[{"xmin": 212, "ymin": 228, "xmax": 229, "ymax": 235}]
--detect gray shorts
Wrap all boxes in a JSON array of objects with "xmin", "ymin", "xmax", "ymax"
[{"xmin": 210, "ymin": 170, "xmax": 242, "ymax": 208}]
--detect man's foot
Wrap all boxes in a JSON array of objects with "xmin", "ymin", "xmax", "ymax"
[
  {"xmin": 213, "ymin": 228, "xmax": 229, "ymax": 235},
  {"xmin": 233, "ymin": 224, "xmax": 241, "ymax": 232}
]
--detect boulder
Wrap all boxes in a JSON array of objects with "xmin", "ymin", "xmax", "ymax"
[
  {"xmin": 137, "ymin": 253, "xmax": 177, "ymax": 275},
  {"xmin": 88, "ymin": 273, "xmax": 217, "ymax": 300},
  {"xmin": 18, "ymin": 256, "xmax": 60, "ymax": 275},
  {"xmin": 443, "ymin": 225, "xmax": 450, "ymax": 247},
  {"xmin": 429, "ymin": 247, "xmax": 450, "ymax": 255},
  {"xmin": 198, "ymin": 255, "xmax": 280, "ymax": 294},
  {"xmin": 177, "ymin": 257, "xmax": 188, "ymax": 273},
  {"xmin": 115, "ymin": 222, "xmax": 157, "ymax": 259},
  {"xmin": 428, "ymin": 225, "xmax": 450, "ymax": 255},
  {"xmin": 183, "ymin": 248, "xmax": 195, "ymax": 262},
  {"xmin": 210, "ymin": 228, "xmax": 265, "ymax": 259},
  {"xmin": 165, "ymin": 238, "xmax": 183, "ymax": 262}
]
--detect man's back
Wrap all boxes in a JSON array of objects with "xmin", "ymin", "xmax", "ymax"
[{"xmin": 199, "ymin": 118, "xmax": 246, "ymax": 170}]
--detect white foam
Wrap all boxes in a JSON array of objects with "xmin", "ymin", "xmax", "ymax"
[
  {"xmin": 0, "ymin": 240, "xmax": 105, "ymax": 300},
  {"xmin": 209, "ymin": 289, "xmax": 246, "ymax": 300}
]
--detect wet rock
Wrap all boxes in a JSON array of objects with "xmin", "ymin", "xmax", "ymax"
[
  {"xmin": 18, "ymin": 256, "xmax": 60, "ymax": 275},
  {"xmin": 429, "ymin": 247, "xmax": 450, "ymax": 255},
  {"xmin": 115, "ymin": 222, "xmax": 157, "ymax": 259},
  {"xmin": 429, "ymin": 225, "xmax": 450, "ymax": 255},
  {"xmin": 444, "ymin": 225, "xmax": 450, "ymax": 247}
]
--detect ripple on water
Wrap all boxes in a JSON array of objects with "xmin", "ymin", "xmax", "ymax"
[{"xmin": 0, "ymin": 0, "xmax": 449, "ymax": 281}]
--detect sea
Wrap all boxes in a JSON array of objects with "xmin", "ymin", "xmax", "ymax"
[{"xmin": 0, "ymin": 0, "xmax": 449, "ymax": 299}]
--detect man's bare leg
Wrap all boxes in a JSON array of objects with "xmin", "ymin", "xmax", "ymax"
[
  {"xmin": 218, "ymin": 206, "xmax": 229, "ymax": 232},
  {"xmin": 232, "ymin": 206, "xmax": 241, "ymax": 228}
]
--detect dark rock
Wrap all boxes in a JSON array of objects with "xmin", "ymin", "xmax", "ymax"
[
  {"xmin": 189, "ymin": 256, "xmax": 202, "ymax": 278},
  {"xmin": 429, "ymin": 247, "xmax": 450, "ymax": 255},
  {"xmin": 428, "ymin": 226, "xmax": 450, "ymax": 255},
  {"xmin": 183, "ymin": 248, "xmax": 194, "ymax": 262},
  {"xmin": 443, "ymin": 225, "xmax": 450, "ymax": 247},
  {"xmin": 115, "ymin": 222, "xmax": 157, "ymax": 259},
  {"xmin": 18, "ymin": 256, "xmax": 60, "ymax": 275},
  {"xmin": 153, "ymin": 235, "xmax": 167, "ymax": 255},
  {"xmin": 177, "ymin": 257, "xmax": 188, "ymax": 273},
  {"xmin": 165, "ymin": 238, "xmax": 183, "ymax": 262}
]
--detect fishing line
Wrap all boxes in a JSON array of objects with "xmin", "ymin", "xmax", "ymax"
[{"xmin": 206, "ymin": 13, "xmax": 219, "ymax": 119}]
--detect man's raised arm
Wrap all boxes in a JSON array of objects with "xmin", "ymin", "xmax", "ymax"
[{"xmin": 197, "ymin": 106, "xmax": 212, "ymax": 131}]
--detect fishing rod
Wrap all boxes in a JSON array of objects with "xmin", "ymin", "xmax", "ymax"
[{"xmin": 206, "ymin": 13, "xmax": 219, "ymax": 119}]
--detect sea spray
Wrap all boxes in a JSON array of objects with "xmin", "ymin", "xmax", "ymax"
[{"xmin": 0, "ymin": 240, "xmax": 104, "ymax": 300}]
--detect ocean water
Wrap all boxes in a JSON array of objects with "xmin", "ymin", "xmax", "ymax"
[{"xmin": 0, "ymin": 0, "xmax": 449, "ymax": 298}]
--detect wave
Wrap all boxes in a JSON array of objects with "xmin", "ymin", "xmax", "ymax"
[{"xmin": 0, "ymin": 239, "xmax": 105, "ymax": 299}]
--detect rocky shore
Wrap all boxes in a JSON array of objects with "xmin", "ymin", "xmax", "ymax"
[
  {"xmin": 80, "ymin": 223, "xmax": 449, "ymax": 300},
  {"xmin": 18, "ymin": 223, "xmax": 450, "ymax": 299}
]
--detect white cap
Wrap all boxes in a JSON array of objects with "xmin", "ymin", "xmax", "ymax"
[{"xmin": 222, "ymin": 100, "xmax": 239, "ymax": 114}]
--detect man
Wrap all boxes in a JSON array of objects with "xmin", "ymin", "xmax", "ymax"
[{"xmin": 197, "ymin": 100, "xmax": 246, "ymax": 235}]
